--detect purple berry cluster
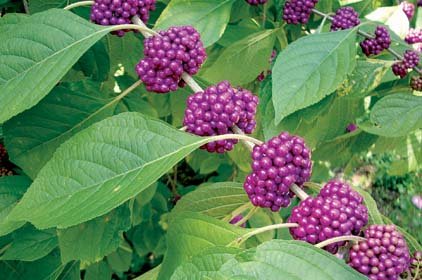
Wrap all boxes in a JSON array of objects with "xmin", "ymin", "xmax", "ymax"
[
  {"xmin": 392, "ymin": 50, "xmax": 420, "ymax": 79},
  {"xmin": 136, "ymin": 26, "xmax": 207, "ymax": 93},
  {"xmin": 230, "ymin": 215, "xmax": 246, "ymax": 227},
  {"xmin": 245, "ymin": 0, "xmax": 267, "ymax": 5},
  {"xmin": 348, "ymin": 225, "xmax": 410, "ymax": 280},
  {"xmin": 183, "ymin": 81, "xmax": 258, "ymax": 153},
  {"xmin": 90, "ymin": 0, "xmax": 156, "ymax": 37},
  {"xmin": 346, "ymin": 123, "xmax": 358, "ymax": 133},
  {"xmin": 405, "ymin": 29, "xmax": 422, "ymax": 44},
  {"xmin": 288, "ymin": 180, "xmax": 368, "ymax": 253},
  {"xmin": 330, "ymin": 7, "xmax": 360, "ymax": 31},
  {"xmin": 282, "ymin": 0, "xmax": 319, "ymax": 24},
  {"xmin": 400, "ymin": 1, "xmax": 415, "ymax": 20},
  {"xmin": 411, "ymin": 75, "xmax": 422, "ymax": 91},
  {"xmin": 243, "ymin": 132, "xmax": 312, "ymax": 212},
  {"xmin": 360, "ymin": 26, "xmax": 391, "ymax": 57}
]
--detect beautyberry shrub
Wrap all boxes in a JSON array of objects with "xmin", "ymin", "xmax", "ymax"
[
  {"xmin": 402, "ymin": 50, "xmax": 420, "ymax": 69},
  {"xmin": 283, "ymin": 0, "xmax": 319, "ymax": 24},
  {"xmin": 136, "ymin": 26, "xmax": 207, "ymax": 93},
  {"xmin": 243, "ymin": 132, "xmax": 312, "ymax": 212},
  {"xmin": 288, "ymin": 180, "xmax": 368, "ymax": 253},
  {"xmin": 405, "ymin": 28, "xmax": 422, "ymax": 44},
  {"xmin": 411, "ymin": 75, "xmax": 422, "ymax": 91},
  {"xmin": 183, "ymin": 81, "xmax": 258, "ymax": 153},
  {"xmin": 392, "ymin": 63, "xmax": 407, "ymax": 79},
  {"xmin": 330, "ymin": 7, "xmax": 360, "ymax": 31},
  {"xmin": 360, "ymin": 26, "xmax": 391, "ymax": 56},
  {"xmin": 400, "ymin": 1, "xmax": 415, "ymax": 20},
  {"xmin": 90, "ymin": 0, "xmax": 156, "ymax": 37},
  {"xmin": 348, "ymin": 225, "xmax": 410, "ymax": 280}
]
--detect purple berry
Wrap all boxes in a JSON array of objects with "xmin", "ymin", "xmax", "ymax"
[
  {"xmin": 403, "ymin": 50, "xmax": 420, "ymax": 69},
  {"xmin": 330, "ymin": 7, "xmax": 360, "ymax": 31},
  {"xmin": 282, "ymin": 0, "xmax": 319, "ymax": 24},
  {"xmin": 411, "ymin": 75, "xmax": 422, "ymax": 91},
  {"xmin": 348, "ymin": 225, "xmax": 411, "ymax": 280},
  {"xmin": 90, "ymin": 0, "xmax": 156, "ymax": 37},
  {"xmin": 0, "ymin": 167, "xmax": 13, "ymax": 177},
  {"xmin": 392, "ymin": 62, "xmax": 408, "ymax": 78},
  {"xmin": 402, "ymin": 250, "xmax": 421, "ymax": 279},
  {"xmin": 419, "ymin": 0, "xmax": 422, "ymax": 7},
  {"xmin": 346, "ymin": 123, "xmax": 357, "ymax": 133},
  {"xmin": 183, "ymin": 81, "xmax": 259, "ymax": 153},
  {"xmin": 405, "ymin": 29, "xmax": 422, "ymax": 44},
  {"xmin": 257, "ymin": 50, "xmax": 277, "ymax": 82},
  {"xmin": 360, "ymin": 26, "xmax": 391, "ymax": 56},
  {"xmin": 245, "ymin": 0, "xmax": 267, "ymax": 5},
  {"xmin": 243, "ymin": 132, "xmax": 312, "ymax": 212},
  {"xmin": 136, "ymin": 26, "xmax": 207, "ymax": 93},
  {"xmin": 288, "ymin": 180, "xmax": 368, "ymax": 253},
  {"xmin": 401, "ymin": 1, "xmax": 415, "ymax": 20},
  {"xmin": 230, "ymin": 215, "xmax": 246, "ymax": 227}
]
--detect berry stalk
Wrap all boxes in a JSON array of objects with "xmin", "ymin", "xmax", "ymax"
[
  {"xmin": 229, "ymin": 222, "xmax": 299, "ymax": 247},
  {"xmin": 63, "ymin": 1, "xmax": 94, "ymax": 10},
  {"xmin": 311, "ymin": 8, "xmax": 422, "ymax": 75},
  {"xmin": 314, "ymin": 235, "xmax": 366, "ymax": 249},
  {"xmin": 233, "ymin": 206, "xmax": 258, "ymax": 226}
]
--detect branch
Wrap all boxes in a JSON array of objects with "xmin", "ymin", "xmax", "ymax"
[
  {"xmin": 63, "ymin": 1, "xmax": 94, "ymax": 10},
  {"xmin": 315, "ymin": 236, "xmax": 366, "ymax": 249}
]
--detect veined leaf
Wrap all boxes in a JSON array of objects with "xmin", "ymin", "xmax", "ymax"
[
  {"xmin": 0, "ymin": 9, "xmax": 116, "ymax": 123},
  {"xmin": 4, "ymin": 81, "xmax": 120, "ymax": 179},
  {"xmin": 272, "ymin": 29, "xmax": 357, "ymax": 123},
  {"xmin": 201, "ymin": 29, "xmax": 277, "ymax": 85},
  {"xmin": 171, "ymin": 182, "xmax": 249, "ymax": 220},
  {"xmin": 9, "ymin": 113, "xmax": 233, "ymax": 229},
  {"xmin": 0, "ymin": 175, "xmax": 31, "ymax": 236},
  {"xmin": 154, "ymin": 0, "xmax": 236, "ymax": 47},
  {"xmin": 359, "ymin": 94, "xmax": 422, "ymax": 137}
]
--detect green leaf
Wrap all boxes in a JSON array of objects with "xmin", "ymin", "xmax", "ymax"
[
  {"xmin": 108, "ymin": 33, "xmax": 143, "ymax": 78},
  {"xmin": 158, "ymin": 212, "xmax": 246, "ymax": 280},
  {"xmin": 85, "ymin": 260, "xmax": 112, "ymax": 280},
  {"xmin": 4, "ymin": 81, "xmax": 120, "ymax": 179},
  {"xmin": 107, "ymin": 241, "xmax": 132, "ymax": 273},
  {"xmin": 57, "ymin": 261, "xmax": 80, "ymax": 280},
  {"xmin": 0, "ymin": 225, "xmax": 58, "ymax": 262},
  {"xmin": 74, "ymin": 40, "xmax": 110, "ymax": 82},
  {"xmin": 272, "ymin": 29, "xmax": 357, "ymax": 123},
  {"xmin": 0, "ymin": 9, "xmax": 115, "ymax": 123},
  {"xmin": 154, "ymin": 0, "xmax": 236, "ymax": 47},
  {"xmin": 352, "ymin": 187, "xmax": 384, "ymax": 224},
  {"xmin": 28, "ymin": 0, "xmax": 72, "ymax": 13},
  {"xmin": 201, "ymin": 29, "xmax": 277, "ymax": 85},
  {"xmin": 8, "ymin": 113, "xmax": 224, "ymax": 229},
  {"xmin": 219, "ymin": 240, "xmax": 366, "ymax": 279},
  {"xmin": 0, "ymin": 175, "xmax": 31, "ymax": 236},
  {"xmin": 136, "ymin": 265, "xmax": 161, "ymax": 280},
  {"xmin": 359, "ymin": 94, "xmax": 422, "ymax": 137},
  {"xmin": 171, "ymin": 182, "xmax": 249, "ymax": 220},
  {"xmin": 57, "ymin": 204, "xmax": 131, "ymax": 263}
]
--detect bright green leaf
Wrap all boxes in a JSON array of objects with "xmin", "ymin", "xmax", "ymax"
[
  {"xmin": 85, "ymin": 260, "xmax": 112, "ymax": 280},
  {"xmin": 272, "ymin": 29, "xmax": 357, "ymax": 123}
]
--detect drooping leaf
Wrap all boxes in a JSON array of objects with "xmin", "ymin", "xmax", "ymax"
[
  {"xmin": 57, "ymin": 203, "xmax": 131, "ymax": 263},
  {"xmin": 4, "ymin": 81, "xmax": 120, "ymax": 178},
  {"xmin": 171, "ymin": 182, "xmax": 249, "ymax": 220},
  {"xmin": 154, "ymin": 0, "xmax": 236, "ymax": 47},
  {"xmin": 201, "ymin": 29, "xmax": 277, "ymax": 85},
  {"xmin": 158, "ymin": 212, "xmax": 247, "ymax": 280},
  {"xmin": 107, "ymin": 241, "xmax": 133, "ymax": 273},
  {"xmin": 9, "ymin": 113, "xmax": 226, "ymax": 229},
  {"xmin": 272, "ymin": 28, "xmax": 357, "ymax": 123},
  {"xmin": 0, "ymin": 175, "xmax": 31, "ymax": 236},
  {"xmin": 359, "ymin": 94, "xmax": 422, "ymax": 137},
  {"xmin": 0, "ymin": 9, "xmax": 116, "ymax": 123},
  {"xmin": 0, "ymin": 225, "xmax": 58, "ymax": 262},
  {"xmin": 136, "ymin": 265, "xmax": 161, "ymax": 280}
]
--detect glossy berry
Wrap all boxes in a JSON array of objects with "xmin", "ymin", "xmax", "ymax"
[
  {"xmin": 330, "ymin": 7, "xmax": 360, "ymax": 31},
  {"xmin": 405, "ymin": 29, "xmax": 422, "ymax": 44},
  {"xmin": 245, "ymin": 0, "xmax": 267, "ymax": 5},
  {"xmin": 402, "ymin": 50, "xmax": 420, "ymax": 69},
  {"xmin": 90, "ymin": 0, "xmax": 156, "ymax": 37},
  {"xmin": 282, "ymin": 0, "xmax": 319, "ymax": 24},
  {"xmin": 348, "ymin": 225, "xmax": 410, "ymax": 280},
  {"xmin": 288, "ymin": 180, "xmax": 368, "ymax": 253},
  {"xmin": 257, "ymin": 50, "xmax": 277, "ymax": 81},
  {"xmin": 0, "ymin": 167, "xmax": 13, "ymax": 177},
  {"xmin": 392, "ymin": 62, "xmax": 407, "ymax": 78},
  {"xmin": 243, "ymin": 132, "xmax": 312, "ymax": 212},
  {"xmin": 230, "ymin": 215, "xmax": 246, "ymax": 227},
  {"xmin": 410, "ymin": 75, "xmax": 422, "ymax": 91},
  {"xmin": 400, "ymin": 1, "xmax": 415, "ymax": 20},
  {"xmin": 346, "ymin": 123, "xmax": 357, "ymax": 133},
  {"xmin": 183, "ymin": 81, "xmax": 258, "ymax": 153},
  {"xmin": 360, "ymin": 26, "xmax": 391, "ymax": 56},
  {"xmin": 136, "ymin": 26, "xmax": 207, "ymax": 93}
]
